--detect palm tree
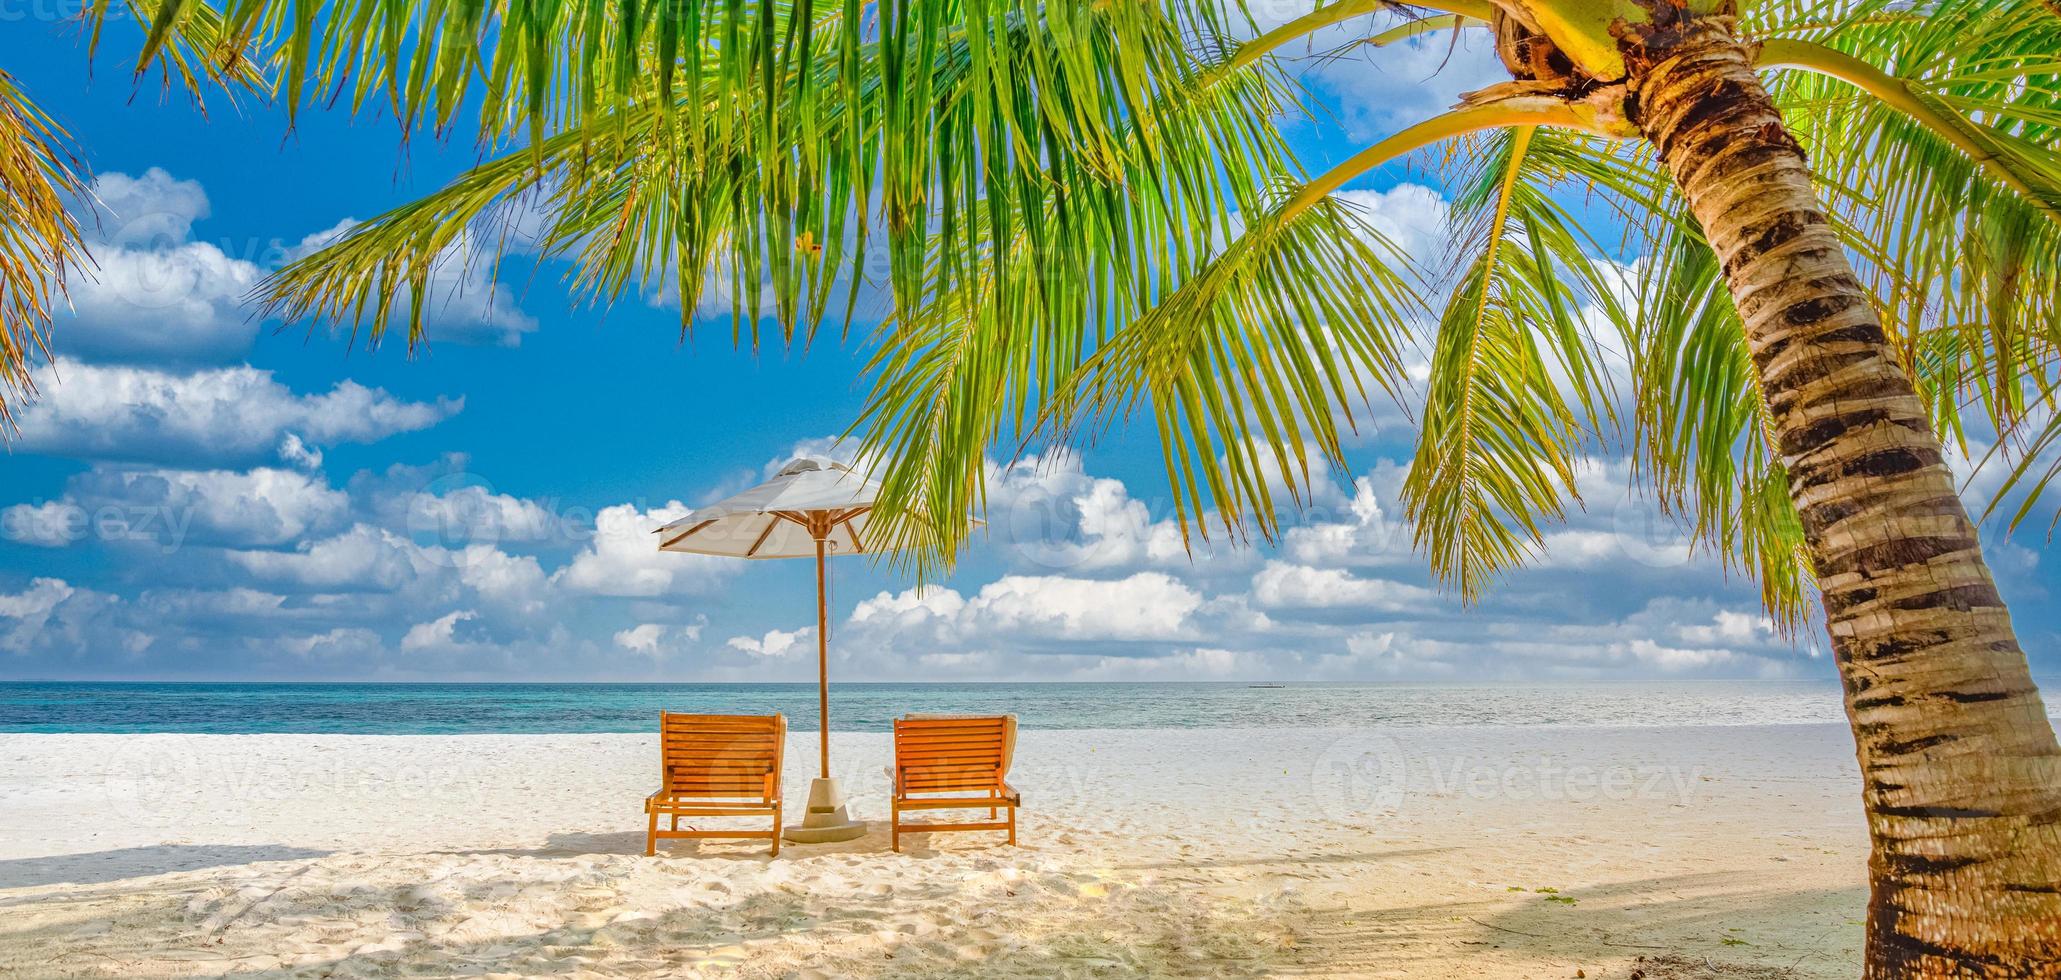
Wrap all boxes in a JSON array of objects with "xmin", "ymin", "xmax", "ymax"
[{"xmin": 83, "ymin": 0, "xmax": 2061, "ymax": 972}]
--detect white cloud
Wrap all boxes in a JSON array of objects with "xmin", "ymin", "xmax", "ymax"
[
  {"xmin": 455, "ymin": 547, "xmax": 550, "ymax": 614},
  {"xmin": 1679, "ymin": 609, "xmax": 1777, "ymax": 646},
  {"xmin": 849, "ymin": 586, "xmax": 968, "ymax": 629},
  {"xmin": 982, "ymin": 453, "xmax": 1234, "ymax": 574},
  {"xmin": 1250, "ymin": 560, "xmax": 1435, "ymax": 611},
  {"xmin": 15, "ymin": 360, "xmax": 460, "ymax": 465},
  {"xmin": 277, "ymin": 433, "xmax": 324, "ymax": 470},
  {"xmin": 557, "ymin": 502, "xmax": 735, "ymax": 597},
  {"xmin": 1334, "ymin": 184, "xmax": 1451, "ymax": 267},
  {"xmin": 388, "ymin": 482, "xmax": 561, "ymax": 550},
  {"xmin": 615, "ymin": 617, "xmax": 709, "ymax": 658},
  {"xmin": 8, "ymin": 466, "xmax": 351, "ymax": 549},
  {"xmin": 0, "ymin": 578, "xmax": 149, "ymax": 658},
  {"xmin": 227, "ymin": 524, "xmax": 438, "ymax": 591},
  {"xmin": 0, "ymin": 578, "xmax": 75, "ymax": 651},
  {"xmin": 968, "ymin": 573, "xmax": 1203, "ymax": 640},
  {"xmin": 1282, "ymin": 468, "xmax": 1414, "ymax": 567},
  {"xmin": 853, "ymin": 572, "xmax": 1204, "ymax": 643},
  {"xmin": 52, "ymin": 168, "xmax": 262, "ymax": 362},
  {"xmin": 85, "ymin": 168, "xmax": 210, "ymax": 245},
  {"xmin": 401, "ymin": 610, "xmax": 479, "ymax": 652},
  {"xmin": 614, "ymin": 623, "xmax": 669, "ymax": 654},
  {"xmin": 283, "ymin": 627, "xmax": 383, "ymax": 659},
  {"xmin": 1068, "ymin": 646, "xmax": 1273, "ymax": 680},
  {"xmin": 728, "ymin": 625, "xmax": 813, "ymax": 658}
]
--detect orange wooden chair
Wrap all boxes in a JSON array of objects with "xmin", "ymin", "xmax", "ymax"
[
  {"xmin": 889, "ymin": 714, "xmax": 1020, "ymax": 851},
  {"xmin": 645, "ymin": 712, "xmax": 786, "ymax": 856}
]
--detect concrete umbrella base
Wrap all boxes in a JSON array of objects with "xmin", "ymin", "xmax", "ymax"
[{"xmin": 781, "ymin": 777, "xmax": 866, "ymax": 844}]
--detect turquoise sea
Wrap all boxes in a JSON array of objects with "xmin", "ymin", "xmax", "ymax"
[{"xmin": 0, "ymin": 680, "xmax": 1877, "ymax": 734}]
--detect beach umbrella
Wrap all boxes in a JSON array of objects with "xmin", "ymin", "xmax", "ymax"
[{"xmin": 653, "ymin": 455, "xmax": 880, "ymax": 843}]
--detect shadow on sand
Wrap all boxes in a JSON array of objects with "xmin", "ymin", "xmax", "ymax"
[
  {"xmin": 0, "ymin": 844, "xmax": 332, "ymax": 889},
  {"xmin": 1273, "ymin": 869, "xmax": 1863, "ymax": 978}
]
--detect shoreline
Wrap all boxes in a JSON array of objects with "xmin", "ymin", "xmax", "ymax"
[{"xmin": 0, "ymin": 724, "xmax": 1867, "ymax": 978}]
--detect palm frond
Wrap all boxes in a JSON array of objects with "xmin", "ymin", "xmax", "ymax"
[
  {"xmin": 1042, "ymin": 188, "xmax": 1419, "ymax": 546},
  {"xmin": 257, "ymin": 3, "xmax": 1292, "ymax": 359},
  {"xmin": 1753, "ymin": 0, "xmax": 2061, "ymax": 528},
  {"xmin": 0, "ymin": 71, "xmax": 89, "ymax": 430},
  {"xmin": 846, "ymin": 61, "xmax": 1320, "ymax": 579},
  {"xmin": 1630, "ymin": 211, "xmax": 1814, "ymax": 627},
  {"xmin": 1399, "ymin": 126, "xmax": 1625, "ymax": 601}
]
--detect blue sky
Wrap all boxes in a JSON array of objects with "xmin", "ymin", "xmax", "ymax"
[{"xmin": 1, "ymin": 12, "xmax": 2054, "ymax": 683}]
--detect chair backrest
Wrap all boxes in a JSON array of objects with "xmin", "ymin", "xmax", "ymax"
[
  {"xmin": 659, "ymin": 712, "xmax": 785, "ymax": 801},
  {"xmin": 893, "ymin": 715, "xmax": 1014, "ymax": 794}
]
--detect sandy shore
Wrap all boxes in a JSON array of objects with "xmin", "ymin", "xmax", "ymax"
[{"xmin": 0, "ymin": 725, "xmax": 1866, "ymax": 978}]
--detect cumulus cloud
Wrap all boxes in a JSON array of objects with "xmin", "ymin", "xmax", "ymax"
[
  {"xmin": 728, "ymin": 625, "xmax": 814, "ymax": 658},
  {"xmin": 557, "ymin": 502, "xmax": 735, "ymax": 597},
  {"xmin": 615, "ymin": 617, "xmax": 709, "ymax": 658},
  {"xmin": 1282, "ymin": 466, "xmax": 1414, "ymax": 567},
  {"xmin": 852, "ymin": 571, "xmax": 1204, "ymax": 645},
  {"xmin": 0, "ymin": 578, "xmax": 77, "ymax": 651},
  {"xmin": 1250, "ymin": 560, "xmax": 1435, "ymax": 611},
  {"xmin": 982, "ymin": 453, "xmax": 1238, "ymax": 574},
  {"xmin": 2, "ymin": 466, "xmax": 350, "ymax": 549},
  {"xmin": 0, "ymin": 578, "xmax": 149, "ymax": 659},
  {"xmin": 1334, "ymin": 184, "xmax": 1451, "ymax": 267},
  {"xmin": 14, "ymin": 360, "xmax": 460, "ymax": 466},
  {"xmin": 401, "ymin": 610, "xmax": 480, "ymax": 653},
  {"xmin": 454, "ymin": 547, "xmax": 551, "ymax": 614},
  {"xmin": 227, "ymin": 524, "xmax": 440, "ymax": 592},
  {"xmin": 56, "ymin": 168, "xmax": 261, "ymax": 362}
]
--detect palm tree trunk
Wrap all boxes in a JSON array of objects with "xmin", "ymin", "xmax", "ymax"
[{"xmin": 1623, "ymin": 16, "xmax": 2061, "ymax": 977}]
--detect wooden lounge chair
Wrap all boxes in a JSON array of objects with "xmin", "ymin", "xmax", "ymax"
[
  {"xmin": 889, "ymin": 714, "xmax": 1020, "ymax": 852},
  {"xmin": 645, "ymin": 712, "xmax": 786, "ymax": 856}
]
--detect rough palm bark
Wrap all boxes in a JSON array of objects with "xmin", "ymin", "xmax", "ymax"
[{"xmin": 1613, "ymin": 11, "xmax": 2061, "ymax": 976}]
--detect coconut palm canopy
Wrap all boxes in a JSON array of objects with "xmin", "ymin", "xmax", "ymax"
[
  {"xmin": 54, "ymin": 0, "xmax": 2054, "ymax": 618},
  {"xmin": 41, "ymin": 0, "xmax": 2061, "ymax": 970}
]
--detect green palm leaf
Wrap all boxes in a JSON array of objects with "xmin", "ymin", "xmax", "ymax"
[
  {"xmin": 0, "ymin": 72, "xmax": 88, "ymax": 430},
  {"xmin": 1401, "ymin": 126, "xmax": 1624, "ymax": 601}
]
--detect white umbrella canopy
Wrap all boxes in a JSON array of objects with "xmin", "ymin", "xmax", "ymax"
[{"xmin": 653, "ymin": 456, "xmax": 879, "ymax": 560}]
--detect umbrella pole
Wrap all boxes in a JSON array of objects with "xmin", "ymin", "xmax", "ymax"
[
  {"xmin": 815, "ymin": 534, "xmax": 829, "ymax": 779},
  {"xmin": 783, "ymin": 521, "xmax": 862, "ymax": 844}
]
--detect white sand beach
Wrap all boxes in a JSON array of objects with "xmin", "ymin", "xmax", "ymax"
[{"xmin": 0, "ymin": 724, "xmax": 1866, "ymax": 978}]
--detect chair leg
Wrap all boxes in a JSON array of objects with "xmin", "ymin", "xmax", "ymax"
[
  {"xmin": 646, "ymin": 808, "xmax": 660, "ymax": 856},
  {"xmin": 891, "ymin": 805, "xmax": 901, "ymax": 852},
  {"xmin": 770, "ymin": 814, "xmax": 782, "ymax": 858},
  {"xmin": 1007, "ymin": 806, "xmax": 1017, "ymax": 846}
]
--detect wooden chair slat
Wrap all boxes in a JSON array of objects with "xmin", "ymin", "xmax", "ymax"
[
  {"xmin": 648, "ymin": 712, "xmax": 785, "ymax": 857},
  {"xmin": 891, "ymin": 714, "xmax": 1019, "ymax": 852}
]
